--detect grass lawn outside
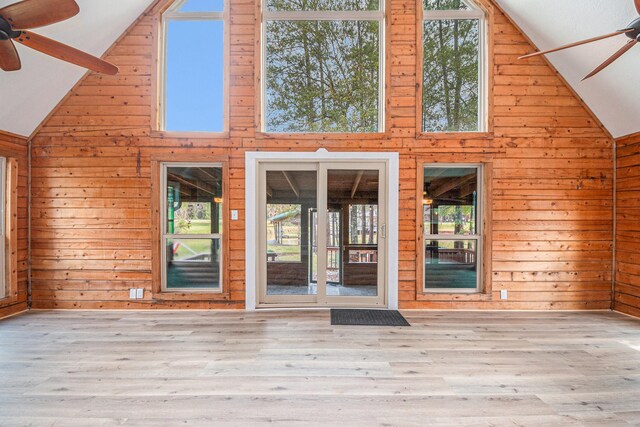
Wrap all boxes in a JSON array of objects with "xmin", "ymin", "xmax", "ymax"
[{"xmin": 171, "ymin": 219, "xmax": 217, "ymax": 259}]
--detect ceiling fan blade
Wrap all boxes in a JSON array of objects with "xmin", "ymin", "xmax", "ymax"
[
  {"xmin": 0, "ymin": 0, "xmax": 79, "ymax": 30},
  {"xmin": 583, "ymin": 39, "xmax": 638, "ymax": 81},
  {"xmin": 0, "ymin": 39, "xmax": 21, "ymax": 71},
  {"xmin": 13, "ymin": 30, "xmax": 118, "ymax": 75},
  {"xmin": 519, "ymin": 29, "xmax": 634, "ymax": 59}
]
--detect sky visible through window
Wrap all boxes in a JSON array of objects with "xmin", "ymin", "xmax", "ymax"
[
  {"xmin": 165, "ymin": 1, "xmax": 224, "ymax": 132},
  {"xmin": 181, "ymin": 0, "xmax": 223, "ymax": 12}
]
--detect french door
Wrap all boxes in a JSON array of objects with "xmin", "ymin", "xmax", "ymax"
[{"xmin": 258, "ymin": 161, "xmax": 386, "ymax": 307}]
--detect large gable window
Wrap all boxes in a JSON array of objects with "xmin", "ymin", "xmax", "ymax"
[
  {"xmin": 262, "ymin": 0, "xmax": 384, "ymax": 133},
  {"xmin": 161, "ymin": 0, "xmax": 225, "ymax": 132},
  {"xmin": 422, "ymin": 0, "xmax": 486, "ymax": 132}
]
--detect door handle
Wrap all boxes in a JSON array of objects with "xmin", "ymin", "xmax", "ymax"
[{"xmin": 381, "ymin": 224, "xmax": 386, "ymax": 239}]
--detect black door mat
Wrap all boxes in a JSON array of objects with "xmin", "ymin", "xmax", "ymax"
[{"xmin": 330, "ymin": 309, "xmax": 410, "ymax": 326}]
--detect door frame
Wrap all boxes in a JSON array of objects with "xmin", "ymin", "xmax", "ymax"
[
  {"xmin": 245, "ymin": 149, "xmax": 399, "ymax": 310},
  {"xmin": 309, "ymin": 207, "xmax": 342, "ymax": 286}
]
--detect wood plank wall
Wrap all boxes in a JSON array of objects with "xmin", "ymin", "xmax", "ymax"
[
  {"xmin": 0, "ymin": 131, "xmax": 29, "ymax": 318},
  {"xmin": 28, "ymin": 0, "xmax": 614, "ymax": 310},
  {"xmin": 615, "ymin": 132, "xmax": 640, "ymax": 317}
]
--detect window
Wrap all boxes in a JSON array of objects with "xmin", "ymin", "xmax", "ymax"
[
  {"xmin": 347, "ymin": 204, "xmax": 377, "ymax": 263},
  {"xmin": 262, "ymin": 0, "xmax": 384, "ymax": 133},
  {"xmin": 422, "ymin": 0, "xmax": 485, "ymax": 132},
  {"xmin": 162, "ymin": 164, "xmax": 223, "ymax": 291},
  {"xmin": 423, "ymin": 165, "xmax": 482, "ymax": 291},
  {"xmin": 0, "ymin": 157, "xmax": 4, "ymax": 299},
  {"xmin": 161, "ymin": 0, "xmax": 225, "ymax": 132},
  {"xmin": 266, "ymin": 204, "xmax": 302, "ymax": 262},
  {"xmin": 348, "ymin": 204, "xmax": 377, "ymax": 244}
]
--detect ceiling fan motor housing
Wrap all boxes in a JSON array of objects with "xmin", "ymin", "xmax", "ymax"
[
  {"xmin": 624, "ymin": 17, "xmax": 640, "ymax": 40},
  {"xmin": 0, "ymin": 16, "xmax": 20, "ymax": 40}
]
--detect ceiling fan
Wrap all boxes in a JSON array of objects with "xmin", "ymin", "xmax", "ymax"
[
  {"xmin": 520, "ymin": 0, "xmax": 640, "ymax": 81},
  {"xmin": 0, "ymin": 0, "xmax": 118, "ymax": 74}
]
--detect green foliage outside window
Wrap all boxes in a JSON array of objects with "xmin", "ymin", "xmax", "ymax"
[
  {"xmin": 265, "ymin": 0, "xmax": 380, "ymax": 133},
  {"xmin": 424, "ymin": 0, "xmax": 469, "ymax": 10},
  {"xmin": 423, "ymin": 0, "xmax": 481, "ymax": 132},
  {"xmin": 266, "ymin": 20, "xmax": 380, "ymax": 132},
  {"xmin": 267, "ymin": 0, "xmax": 379, "ymax": 11},
  {"xmin": 423, "ymin": 19, "xmax": 479, "ymax": 132},
  {"xmin": 263, "ymin": 0, "xmax": 481, "ymax": 133}
]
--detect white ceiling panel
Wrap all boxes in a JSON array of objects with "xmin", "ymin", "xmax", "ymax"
[{"xmin": 0, "ymin": 0, "xmax": 153, "ymax": 137}]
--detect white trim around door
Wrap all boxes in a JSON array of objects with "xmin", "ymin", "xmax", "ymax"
[{"xmin": 245, "ymin": 149, "xmax": 399, "ymax": 310}]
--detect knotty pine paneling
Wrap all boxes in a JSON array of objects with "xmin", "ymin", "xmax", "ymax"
[
  {"xmin": 0, "ymin": 131, "xmax": 29, "ymax": 319},
  {"xmin": 615, "ymin": 132, "xmax": 640, "ymax": 317},
  {"xmin": 29, "ymin": 0, "xmax": 614, "ymax": 310}
]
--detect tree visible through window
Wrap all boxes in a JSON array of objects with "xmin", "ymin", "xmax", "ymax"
[
  {"xmin": 422, "ymin": 0, "xmax": 484, "ymax": 132},
  {"xmin": 349, "ymin": 204, "xmax": 377, "ymax": 245},
  {"xmin": 266, "ymin": 204, "xmax": 302, "ymax": 262},
  {"xmin": 264, "ymin": 0, "xmax": 383, "ymax": 133}
]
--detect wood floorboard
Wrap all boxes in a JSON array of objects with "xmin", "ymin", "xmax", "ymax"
[{"xmin": 0, "ymin": 310, "xmax": 639, "ymax": 426}]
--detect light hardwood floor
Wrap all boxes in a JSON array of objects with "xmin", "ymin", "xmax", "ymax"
[{"xmin": 1, "ymin": 310, "xmax": 640, "ymax": 426}]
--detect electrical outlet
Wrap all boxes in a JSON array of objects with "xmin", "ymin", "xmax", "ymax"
[
  {"xmin": 231, "ymin": 210, "xmax": 239, "ymax": 221},
  {"xmin": 129, "ymin": 289, "xmax": 137, "ymax": 299},
  {"xmin": 136, "ymin": 288, "xmax": 144, "ymax": 299},
  {"xmin": 500, "ymin": 289, "xmax": 508, "ymax": 300}
]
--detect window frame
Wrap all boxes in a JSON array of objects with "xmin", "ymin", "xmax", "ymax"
[
  {"xmin": 421, "ymin": 163, "xmax": 483, "ymax": 293},
  {"xmin": 160, "ymin": 162, "xmax": 225, "ymax": 293},
  {"xmin": 0, "ymin": 157, "xmax": 5, "ymax": 300},
  {"xmin": 157, "ymin": 0, "xmax": 229, "ymax": 136},
  {"xmin": 260, "ymin": 2, "xmax": 386, "ymax": 134},
  {"xmin": 0, "ymin": 154, "xmax": 17, "ymax": 305},
  {"xmin": 418, "ymin": 0, "xmax": 488, "ymax": 134}
]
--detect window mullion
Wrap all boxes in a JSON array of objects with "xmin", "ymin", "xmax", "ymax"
[
  {"xmin": 423, "ymin": 10, "xmax": 483, "ymax": 20},
  {"xmin": 164, "ymin": 234, "xmax": 221, "ymax": 238},
  {"xmin": 264, "ymin": 11, "xmax": 383, "ymax": 21},
  {"xmin": 423, "ymin": 235, "xmax": 480, "ymax": 240},
  {"xmin": 166, "ymin": 12, "xmax": 224, "ymax": 20}
]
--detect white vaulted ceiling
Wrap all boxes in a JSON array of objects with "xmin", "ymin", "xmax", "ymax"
[
  {"xmin": 0, "ymin": 0, "xmax": 638, "ymax": 138},
  {"xmin": 0, "ymin": 0, "xmax": 153, "ymax": 137}
]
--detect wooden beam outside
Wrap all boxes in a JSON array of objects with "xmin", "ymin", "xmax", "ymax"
[
  {"xmin": 350, "ymin": 170, "xmax": 364, "ymax": 199},
  {"xmin": 282, "ymin": 171, "xmax": 300, "ymax": 199}
]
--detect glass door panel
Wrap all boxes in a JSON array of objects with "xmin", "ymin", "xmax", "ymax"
[
  {"xmin": 320, "ymin": 165, "xmax": 385, "ymax": 306},
  {"xmin": 263, "ymin": 167, "xmax": 318, "ymax": 300}
]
